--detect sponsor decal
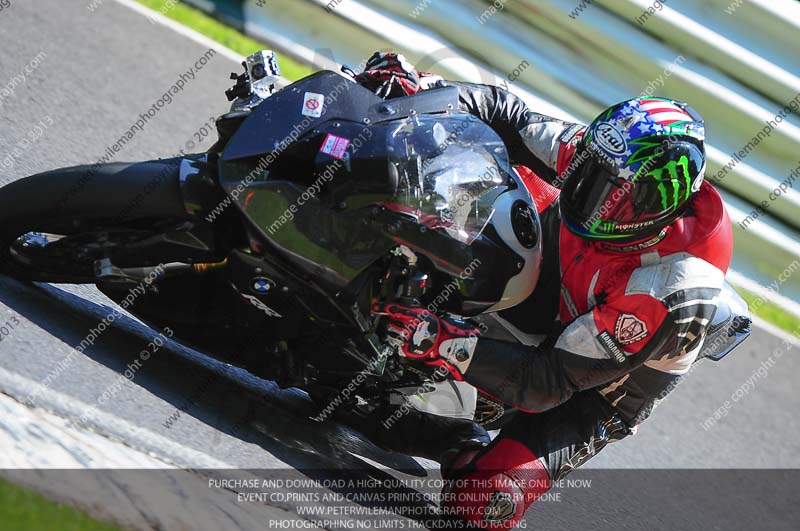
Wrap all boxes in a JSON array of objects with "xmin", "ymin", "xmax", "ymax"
[
  {"xmin": 600, "ymin": 229, "xmax": 667, "ymax": 252},
  {"xmin": 613, "ymin": 219, "xmax": 656, "ymax": 231},
  {"xmin": 586, "ymin": 142, "xmax": 619, "ymax": 168},
  {"xmin": 561, "ymin": 285, "xmax": 580, "ymax": 321},
  {"xmin": 559, "ymin": 123, "xmax": 584, "ymax": 145},
  {"xmin": 597, "ymin": 331, "xmax": 627, "ymax": 363},
  {"xmin": 483, "ymin": 491, "xmax": 516, "ymax": 524},
  {"xmin": 594, "ymin": 122, "xmax": 627, "ymax": 155},
  {"xmin": 241, "ymin": 293, "xmax": 283, "ymax": 318},
  {"xmin": 319, "ymin": 133, "xmax": 351, "ymax": 160},
  {"xmin": 302, "ymin": 92, "xmax": 324, "ymax": 118},
  {"xmin": 615, "ymin": 313, "xmax": 649, "ymax": 345}
]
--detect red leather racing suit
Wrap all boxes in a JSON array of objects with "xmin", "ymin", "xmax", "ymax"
[{"xmin": 440, "ymin": 81, "xmax": 733, "ymax": 529}]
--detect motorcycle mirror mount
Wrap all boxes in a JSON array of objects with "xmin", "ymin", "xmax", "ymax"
[
  {"xmin": 225, "ymin": 64, "xmax": 252, "ymax": 102},
  {"xmin": 226, "ymin": 50, "xmax": 282, "ymax": 106}
]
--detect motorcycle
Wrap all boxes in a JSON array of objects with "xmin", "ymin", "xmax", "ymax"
[{"xmin": 0, "ymin": 51, "xmax": 751, "ymax": 430}]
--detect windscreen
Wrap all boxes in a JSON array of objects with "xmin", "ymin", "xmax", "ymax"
[
  {"xmin": 217, "ymin": 112, "xmax": 515, "ymax": 289},
  {"xmin": 388, "ymin": 115, "xmax": 511, "ymax": 244}
]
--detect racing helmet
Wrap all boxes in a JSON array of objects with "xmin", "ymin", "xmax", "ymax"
[{"xmin": 560, "ymin": 97, "xmax": 706, "ymax": 242}]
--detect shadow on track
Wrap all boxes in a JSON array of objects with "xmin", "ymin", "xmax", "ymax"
[{"xmin": 0, "ymin": 276, "xmax": 445, "ymax": 526}]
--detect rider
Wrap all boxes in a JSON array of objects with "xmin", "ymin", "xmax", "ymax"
[{"xmin": 356, "ymin": 53, "xmax": 733, "ymax": 530}]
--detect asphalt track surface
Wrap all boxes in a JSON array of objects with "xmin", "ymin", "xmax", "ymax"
[{"xmin": 0, "ymin": 1, "xmax": 798, "ymax": 530}]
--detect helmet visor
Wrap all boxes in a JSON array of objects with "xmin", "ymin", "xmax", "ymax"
[{"xmin": 562, "ymin": 142, "xmax": 703, "ymax": 236}]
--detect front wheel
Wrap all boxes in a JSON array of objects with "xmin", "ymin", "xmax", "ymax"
[{"xmin": 0, "ymin": 159, "xmax": 192, "ymax": 283}]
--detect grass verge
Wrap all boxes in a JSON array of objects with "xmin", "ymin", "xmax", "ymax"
[
  {"xmin": 0, "ymin": 476, "xmax": 125, "ymax": 531},
  {"xmin": 134, "ymin": 0, "xmax": 313, "ymax": 80},
  {"xmin": 733, "ymin": 285, "xmax": 799, "ymax": 335}
]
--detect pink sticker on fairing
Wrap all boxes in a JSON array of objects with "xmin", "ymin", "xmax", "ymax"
[{"xmin": 320, "ymin": 133, "xmax": 351, "ymax": 160}]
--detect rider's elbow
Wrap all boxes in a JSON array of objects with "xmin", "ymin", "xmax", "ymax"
[{"xmin": 511, "ymin": 388, "xmax": 570, "ymax": 414}]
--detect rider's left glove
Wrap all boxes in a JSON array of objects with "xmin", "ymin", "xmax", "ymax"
[
  {"xmin": 354, "ymin": 52, "xmax": 421, "ymax": 98},
  {"xmin": 373, "ymin": 303, "xmax": 480, "ymax": 380}
]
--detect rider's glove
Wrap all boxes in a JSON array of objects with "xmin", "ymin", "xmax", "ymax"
[
  {"xmin": 373, "ymin": 303, "xmax": 480, "ymax": 380},
  {"xmin": 355, "ymin": 52, "xmax": 421, "ymax": 98}
]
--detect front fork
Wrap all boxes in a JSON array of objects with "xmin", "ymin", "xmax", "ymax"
[
  {"xmin": 92, "ymin": 154, "xmax": 230, "ymax": 288},
  {"xmin": 177, "ymin": 154, "xmax": 226, "ymax": 218}
]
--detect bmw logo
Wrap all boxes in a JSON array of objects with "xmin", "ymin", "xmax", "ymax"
[{"xmin": 251, "ymin": 277, "xmax": 274, "ymax": 294}]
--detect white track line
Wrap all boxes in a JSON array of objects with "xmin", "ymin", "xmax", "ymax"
[
  {"xmin": 751, "ymin": 317, "xmax": 800, "ymax": 347},
  {"xmin": 0, "ymin": 365, "xmax": 232, "ymax": 468},
  {"xmin": 0, "ymin": 384, "xmax": 323, "ymax": 531},
  {"xmin": 112, "ymin": 0, "xmax": 291, "ymax": 86},
  {"xmin": 0, "ymin": 391, "xmax": 169, "ymax": 468},
  {"xmin": 114, "ymin": 0, "xmax": 243, "ymax": 62},
  {"xmin": 727, "ymin": 269, "xmax": 800, "ymax": 321}
]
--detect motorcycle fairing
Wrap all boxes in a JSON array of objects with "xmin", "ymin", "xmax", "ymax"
[
  {"xmin": 218, "ymin": 71, "xmax": 537, "ymax": 315},
  {"xmin": 220, "ymin": 70, "xmax": 460, "ymax": 163}
]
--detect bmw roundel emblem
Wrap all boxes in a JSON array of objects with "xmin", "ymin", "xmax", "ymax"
[{"xmin": 251, "ymin": 277, "xmax": 274, "ymax": 294}]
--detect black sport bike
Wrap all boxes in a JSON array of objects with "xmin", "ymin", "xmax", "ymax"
[{"xmin": 0, "ymin": 52, "xmax": 749, "ymax": 429}]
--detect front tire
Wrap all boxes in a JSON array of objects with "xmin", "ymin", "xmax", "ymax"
[{"xmin": 0, "ymin": 158, "xmax": 191, "ymax": 283}]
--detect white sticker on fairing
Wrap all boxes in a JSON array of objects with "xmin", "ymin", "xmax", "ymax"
[{"xmin": 302, "ymin": 92, "xmax": 325, "ymax": 118}]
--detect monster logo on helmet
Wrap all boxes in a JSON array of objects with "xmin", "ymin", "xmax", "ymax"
[{"xmin": 560, "ymin": 97, "xmax": 706, "ymax": 244}]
